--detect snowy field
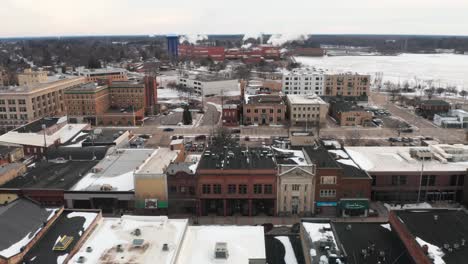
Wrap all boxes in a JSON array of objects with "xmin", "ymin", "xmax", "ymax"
[{"xmin": 296, "ymin": 53, "xmax": 468, "ymax": 89}]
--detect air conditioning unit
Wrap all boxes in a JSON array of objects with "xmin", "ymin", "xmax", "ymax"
[{"xmin": 215, "ymin": 242, "xmax": 229, "ymax": 259}]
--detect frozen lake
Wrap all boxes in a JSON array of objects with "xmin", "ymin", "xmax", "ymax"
[{"xmin": 295, "ymin": 53, "xmax": 468, "ymax": 89}]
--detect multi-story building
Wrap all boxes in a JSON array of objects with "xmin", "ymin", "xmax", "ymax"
[
  {"xmin": 328, "ymin": 99, "xmax": 373, "ymax": 126},
  {"xmin": 76, "ymin": 67, "xmax": 128, "ymax": 82},
  {"xmin": 178, "ymin": 45, "xmax": 225, "ymax": 61},
  {"xmin": 282, "ymin": 68, "xmax": 326, "ymax": 96},
  {"xmin": 196, "ymin": 147, "xmax": 277, "ymax": 216},
  {"xmin": 243, "ymin": 95, "xmax": 286, "ymax": 126},
  {"xmin": 222, "ymin": 100, "xmax": 241, "ymax": 126},
  {"xmin": 17, "ymin": 69, "xmax": 48, "ymax": 86},
  {"xmin": 0, "ymin": 76, "xmax": 85, "ymax": 130},
  {"xmin": 418, "ymin": 99, "xmax": 450, "ymax": 120},
  {"xmin": 324, "ymin": 73, "xmax": 370, "ymax": 97},
  {"xmin": 286, "ymin": 94, "xmax": 329, "ymax": 127},
  {"xmin": 345, "ymin": 145, "xmax": 468, "ymax": 202},
  {"xmin": 64, "ymin": 79, "xmax": 150, "ymax": 126},
  {"xmin": 177, "ymin": 73, "xmax": 238, "ymax": 97},
  {"xmin": 275, "ymin": 148, "xmax": 316, "ymax": 216}
]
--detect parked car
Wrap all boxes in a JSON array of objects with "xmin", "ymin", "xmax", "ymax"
[
  {"xmin": 138, "ymin": 134, "xmax": 151, "ymax": 139},
  {"xmin": 163, "ymin": 128, "xmax": 174, "ymax": 132}
]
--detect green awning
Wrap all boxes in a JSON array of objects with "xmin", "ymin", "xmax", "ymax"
[{"xmin": 339, "ymin": 199, "xmax": 369, "ymax": 210}]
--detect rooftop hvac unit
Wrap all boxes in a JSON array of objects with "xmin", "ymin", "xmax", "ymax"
[
  {"xmin": 215, "ymin": 242, "xmax": 229, "ymax": 259},
  {"xmin": 77, "ymin": 256, "xmax": 86, "ymax": 263},
  {"xmin": 162, "ymin": 243, "xmax": 169, "ymax": 251}
]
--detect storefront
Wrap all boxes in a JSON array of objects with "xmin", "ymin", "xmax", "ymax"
[
  {"xmin": 315, "ymin": 201, "xmax": 338, "ymax": 216},
  {"xmin": 338, "ymin": 198, "xmax": 369, "ymax": 217}
]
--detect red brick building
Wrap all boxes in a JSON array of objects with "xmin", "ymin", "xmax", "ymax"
[
  {"xmin": 166, "ymin": 162, "xmax": 198, "ymax": 215},
  {"xmin": 222, "ymin": 102, "xmax": 240, "ymax": 126},
  {"xmin": 196, "ymin": 147, "xmax": 277, "ymax": 216},
  {"xmin": 178, "ymin": 45, "xmax": 225, "ymax": 61}
]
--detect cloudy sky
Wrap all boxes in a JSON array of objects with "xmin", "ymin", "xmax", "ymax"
[{"xmin": 1, "ymin": 0, "xmax": 467, "ymax": 37}]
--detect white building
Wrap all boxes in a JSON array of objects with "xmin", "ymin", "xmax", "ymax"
[
  {"xmin": 434, "ymin": 109, "xmax": 468, "ymax": 128},
  {"xmin": 286, "ymin": 94, "xmax": 329, "ymax": 126},
  {"xmin": 177, "ymin": 72, "xmax": 239, "ymax": 96},
  {"xmin": 282, "ymin": 68, "xmax": 326, "ymax": 96}
]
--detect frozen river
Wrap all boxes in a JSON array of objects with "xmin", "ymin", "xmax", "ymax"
[{"xmin": 295, "ymin": 53, "xmax": 468, "ymax": 89}]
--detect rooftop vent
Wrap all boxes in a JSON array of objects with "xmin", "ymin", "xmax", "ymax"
[
  {"xmin": 86, "ymin": 246, "xmax": 93, "ymax": 252},
  {"xmin": 77, "ymin": 256, "xmax": 86, "ymax": 263},
  {"xmin": 117, "ymin": 244, "xmax": 124, "ymax": 252},
  {"xmin": 162, "ymin": 243, "xmax": 169, "ymax": 251},
  {"xmin": 434, "ymin": 215, "xmax": 439, "ymax": 221},
  {"xmin": 345, "ymin": 224, "xmax": 352, "ymax": 231},
  {"xmin": 132, "ymin": 228, "xmax": 141, "ymax": 236},
  {"xmin": 215, "ymin": 242, "xmax": 229, "ymax": 259}
]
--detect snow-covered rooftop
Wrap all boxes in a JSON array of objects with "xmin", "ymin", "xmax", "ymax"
[
  {"xmin": 287, "ymin": 94, "xmax": 328, "ymax": 105},
  {"xmin": 175, "ymin": 226, "xmax": 266, "ymax": 264},
  {"xmin": 345, "ymin": 146, "xmax": 468, "ymax": 172},
  {"xmin": 135, "ymin": 148, "xmax": 179, "ymax": 176},
  {"xmin": 70, "ymin": 215, "xmax": 188, "ymax": 264},
  {"xmin": 70, "ymin": 148, "xmax": 157, "ymax": 191},
  {"xmin": 0, "ymin": 123, "xmax": 88, "ymax": 147}
]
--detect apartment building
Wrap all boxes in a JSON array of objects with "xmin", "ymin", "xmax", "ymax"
[
  {"xmin": 286, "ymin": 94, "xmax": 329, "ymax": 127},
  {"xmin": 243, "ymin": 95, "xmax": 286, "ymax": 126},
  {"xmin": 76, "ymin": 67, "xmax": 128, "ymax": 82},
  {"xmin": 64, "ymin": 79, "xmax": 149, "ymax": 126},
  {"xmin": 17, "ymin": 69, "xmax": 48, "ymax": 86},
  {"xmin": 0, "ymin": 76, "xmax": 85, "ymax": 130},
  {"xmin": 324, "ymin": 73, "xmax": 370, "ymax": 97},
  {"xmin": 282, "ymin": 68, "xmax": 326, "ymax": 96}
]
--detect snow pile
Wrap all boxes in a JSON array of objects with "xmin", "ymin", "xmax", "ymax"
[
  {"xmin": 0, "ymin": 228, "xmax": 41, "ymax": 258},
  {"xmin": 241, "ymin": 43, "xmax": 253, "ymax": 49},
  {"xmin": 272, "ymin": 147, "xmax": 308, "ymax": 165},
  {"xmin": 179, "ymin": 34, "xmax": 208, "ymax": 44},
  {"xmin": 328, "ymin": 150, "xmax": 349, "ymax": 159},
  {"xmin": 275, "ymin": 236, "xmax": 298, "ymax": 264},
  {"xmin": 67, "ymin": 212, "xmax": 98, "ymax": 230},
  {"xmin": 416, "ymin": 237, "xmax": 445, "ymax": 264},
  {"xmin": 267, "ymin": 34, "xmax": 308, "ymax": 46},
  {"xmin": 57, "ymin": 253, "xmax": 68, "ymax": 264},
  {"xmin": 384, "ymin": 202, "xmax": 432, "ymax": 211},
  {"xmin": 380, "ymin": 224, "xmax": 392, "ymax": 231}
]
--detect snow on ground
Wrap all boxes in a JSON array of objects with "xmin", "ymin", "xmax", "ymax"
[
  {"xmin": 207, "ymin": 102, "xmax": 222, "ymax": 112},
  {"xmin": 158, "ymin": 88, "xmax": 183, "ymax": 99},
  {"xmin": 296, "ymin": 53, "xmax": 468, "ymax": 89},
  {"xmin": 416, "ymin": 237, "xmax": 445, "ymax": 264},
  {"xmin": 56, "ymin": 253, "xmax": 68, "ymax": 264},
  {"xmin": 224, "ymin": 90, "xmax": 241, "ymax": 96},
  {"xmin": 344, "ymin": 149, "xmax": 375, "ymax": 170},
  {"xmin": 380, "ymin": 224, "xmax": 392, "ymax": 231},
  {"xmin": 384, "ymin": 202, "xmax": 432, "ymax": 211},
  {"xmin": 275, "ymin": 236, "xmax": 298, "ymax": 264},
  {"xmin": 67, "ymin": 212, "xmax": 98, "ymax": 230},
  {"xmin": 71, "ymin": 171, "xmax": 135, "ymax": 191},
  {"xmin": 71, "ymin": 132, "xmax": 88, "ymax": 142},
  {"xmin": 186, "ymin": 154, "xmax": 201, "ymax": 173}
]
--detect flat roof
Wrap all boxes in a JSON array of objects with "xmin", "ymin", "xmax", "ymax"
[
  {"xmin": 1, "ymin": 160, "xmax": 99, "ymax": 189},
  {"xmin": 287, "ymin": 94, "xmax": 327, "ymax": 105},
  {"xmin": 333, "ymin": 222, "xmax": 414, "ymax": 264},
  {"xmin": 198, "ymin": 147, "xmax": 276, "ymax": 171},
  {"xmin": 247, "ymin": 95, "xmax": 284, "ymax": 104},
  {"xmin": 70, "ymin": 215, "xmax": 188, "ymax": 264},
  {"xmin": 327, "ymin": 149, "xmax": 371, "ymax": 179},
  {"xmin": 176, "ymin": 225, "xmax": 266, "ymax": 264},
  {"xmin": 14, "ymin": 117, "xmax": 60, "ymax": 133},
  {"xmin": 135, "ymin": 148, "xmax": 179, "ymax": 175},
  {"xmin": 65, "ymin": 82, "xmax": 107, "ymax": 93},
  {"xmin": 0, "ymin": 76, "xmax": 82, "ymax": 94},
  {"xmin": 303, "ymin": 146, "xmax": 340, "ymax": 168},
  {"xmin": 344, "ymin": 146, "xmax": 468, "ymax": 172},
  {"xmin": 0, "ymin": 198, "xmax": 57, "ymax": 258},
  {"xmin": 0, "ymin": 123, "xmax": 88, "ymax": 147},
  {"xmin": 71, "ymin": 148, "xmax": 156, "ymax": 191},
  {"xmin": 24, "ymin": 210, "xmax": 99, "ymax": 264},
  {"xmin": 395, "ymin": 209, "xmax": 468, "ymax": 264}
]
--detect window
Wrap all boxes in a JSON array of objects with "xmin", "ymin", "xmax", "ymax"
[
  {"xmin": 254, "ymin": 109, "xmax": 258, "ymax": 113},
  {"xmin": 0, "ymin": 100, "xmax": 4, "ymax": 104},
  {"xmin": 422, "ymin": 175, "xmax": 436, "ymax": 186},
  {"xmin": 262, "ymin": 109, "xmax": 266, "ymax": 114},
  {"xmin": 213, "ymin": 184, "xmax": 222, "ymax": 194},
  {"xmin": 450, "ymin": 175, "xmax": 458, "ymax": 186},
  {"xmin": 264, "ymin": 184, "xmax": 273, "ymax": 194},
  {"xmin": 228, "ymin": 184, "xmax": 236, "ymax": 194},
  {"xmin": 319, "ymin": 189, "xmax": 336, "ymax": 198},
  {"xmin": 9, "ymin": 107, "xmax": 16, "ymax": 112},
  {"xmin": 7, "ymin": 99, "xmax": 15, "ymax": 105},
  {"xmin": 169, "ymin": 186, "xmax": 177, "ymax": 193},
  {"xmin": 270, "ymin": 109, "xmax": 273, "ymax": 114},
  {"xmin": 18, "ymin": 99, "xmax": 26, "ymax": 105},
  {"xmin": 239, "ymin": 184, "xmax": 247, "ymax": 194},
  {"xmin": 277, "ymin": 109, "xmax": 282, "ymax": 113},
  {"xmin": 459, "ymin": 175, "xmax": 465, "ymax": 186},
  {"xmin": 247, "ymin": 109, "xmax": 251, "ymax": 113},
  {"xmin": 202, "ymin": 184, "xmax": 211, "ymax": 194},
  {"xmin": 292, "ymin": 184, "xmax": 300, "ymax": 191},
  {"xmin": 391, "ymin": 176, "xmax": 407, "ymax": 186},
  {"xmin": 19, "ymin": 107, "xmax": 27, "ymax": 112},
  {"xmin": 320, "ymin": 176, "xmax": 337, "ymax": 185},
  {"xmin": 254, "ymin": 184, "xmax": 262, "ymax": 194}
]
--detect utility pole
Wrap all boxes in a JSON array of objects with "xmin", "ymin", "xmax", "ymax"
[{"xmin": 417, "ymin": 158, "xmax": 424, "ymax": 203}]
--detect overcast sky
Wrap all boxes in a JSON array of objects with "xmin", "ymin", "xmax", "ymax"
[{"xmin": 1, "ymin": 0, "xmax": 468, "ymax": 37}]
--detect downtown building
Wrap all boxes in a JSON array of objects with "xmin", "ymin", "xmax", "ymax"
[
  {"xmin": 0, "ymin": 73, "xmax": 85, "ymax": 131},
  {"xmin": 282, "ymin": 68, "xmax": 326, "ymax": 96}
]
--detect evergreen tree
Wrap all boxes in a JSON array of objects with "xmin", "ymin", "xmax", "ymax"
[{"xmin": 182, "ymin": 105, "xmax": 192, "ymax": 125}]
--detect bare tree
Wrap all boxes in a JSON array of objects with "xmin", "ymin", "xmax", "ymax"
[
  {"xmin": 345, "ymin": 129, "xmax": 362, "ymax": 146},
  {"xmin": 459, "ymin": 90, "xmax": 468, "ymax": 104},
  {"xmin": 436, "ymin": 87, "xmax": 446, "ymax": 96},
  {"xmin": 424, "ymin": 87, "xmax": 436, "ymax": 100}
]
